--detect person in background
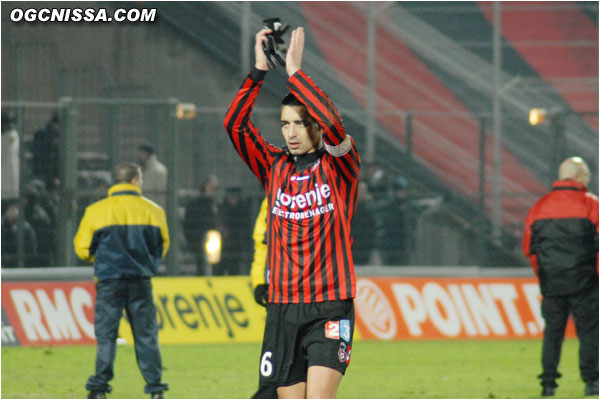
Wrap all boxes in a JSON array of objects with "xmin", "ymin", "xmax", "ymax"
[
  {"xmin": 23, "ymin": 181, "xmax": 54, "ymax": 266},
  {"xmin": 522, "ymin": 156, "xmax": 598, "ymax": 397},
  {"xmin": 2, "ymin": 111, "xmax": 19, "ymax": 208},
  {"xmin": 183, "ymin": 175, "xmax": 220, "ymax": 275},
  {"xmin": 138, "ymin": 143, "xmax": 167, "ymax": 208},
  {"xmin": 220, "ymin": 186, "xmax": 252, "ymax": 275},
  {"xmin": 351, "ymin": 181, "xmax": 376, "ymax": 265},
  {"xmin": 74, "ymin": 163, "xmax": 169, "ymax": 399},
  {"xmin": 32, "ymin": 113, "xmax": 60, "ymax": 188},
  {"xmin": 1, "ymin": 202, "xmax": 37, "ymax": 267}
]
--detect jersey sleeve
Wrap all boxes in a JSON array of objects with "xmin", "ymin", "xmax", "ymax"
[
  {"xmin": 287, "ymin": 69, "xmax": 360, "ymax": 183},
  {"xmin": 224, "ymin": 69, "xmax": 282, "ymax": 188}
]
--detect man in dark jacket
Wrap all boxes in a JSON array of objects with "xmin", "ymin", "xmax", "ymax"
[
  {"xmin": 523, "ymin": 156, "xmax": 598, "ymax": 397},
  {"xmin": 74, "ymin": 163, "xmax": 170, "ymax": 399}
]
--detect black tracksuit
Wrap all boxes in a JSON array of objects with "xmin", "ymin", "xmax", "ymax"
[{"xmin": 523, "ymin": 179, "xmax": 599, "ymax": 386}]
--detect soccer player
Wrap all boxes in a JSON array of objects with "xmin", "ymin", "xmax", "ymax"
[{"xmin": 224, "ymin": 27, "xmax": 360, "ymax": 398}]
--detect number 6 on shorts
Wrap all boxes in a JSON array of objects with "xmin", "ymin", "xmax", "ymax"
[{"xmin": 260, "ymin": 351, "xmax": 273, "ymax": 377}]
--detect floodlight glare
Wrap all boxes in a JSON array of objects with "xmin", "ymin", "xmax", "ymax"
[
  {"xmin": 176, "ymin": 103, "xmax": 196, "ymax": 120},
  {"xmin": 529, "ymin": 108, "xmax": 547, "ymax": 126},
  {"xmin": 205, "ymin": 230, "xmax": 222, "ymax": 265}
]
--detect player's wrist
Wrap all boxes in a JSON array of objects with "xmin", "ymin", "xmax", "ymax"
[
  {"xmin": 250, "ymin": 67, "xmax": 268, "ymax": 82},
  {"xmin": 286, "ymin": 66, "xmax": 299, "ymax": 77}
]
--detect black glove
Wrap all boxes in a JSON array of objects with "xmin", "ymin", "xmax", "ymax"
[
  {"xmin": 254, "ymin": 284, "xmax": 268, "ymax": 307},
  {"xmin": 262, "ymin": 18, "xmax": 289, "ymax": 69}
]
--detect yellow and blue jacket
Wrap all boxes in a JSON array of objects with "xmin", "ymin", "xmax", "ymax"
[{"xmin": 73, "ymin": 183, "xmax": 170, "ymax": 281}]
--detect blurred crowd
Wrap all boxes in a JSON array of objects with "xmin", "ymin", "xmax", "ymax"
[
  {"xmin": 2, "ymin": 111, "xmax": 61, "ymax": 267},
  {"xmin": 353, "ymin": 162, "xmax": 421, "ymax": 266},
  {"xmin": 2, "ymin": 111, "xmax": 421, "ymax": 272}
]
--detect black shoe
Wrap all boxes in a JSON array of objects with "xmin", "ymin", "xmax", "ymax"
[
  {"xmin": 151, "ymin": 392, "xmax": 164, "ymax": 399},
  {"xmin": 585, "ymin": 380, "xmax": 599, "ymax": 396},
  {"xmin": 88, "ymin": 392, "xmax": 106, "ymax": 399},
  {"xmin": 541, "ymin": 386, "xmax": 555, "ymax": 397}
]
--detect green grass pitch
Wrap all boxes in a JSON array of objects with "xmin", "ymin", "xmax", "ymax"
[{"xmin": 1, "ymin": 339, "xmax": 591, "ymax": 398}]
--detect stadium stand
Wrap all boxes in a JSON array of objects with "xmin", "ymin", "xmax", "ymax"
[{"xmin": 2, "ymin": 1, "xmax": 597, "ymax": 267}]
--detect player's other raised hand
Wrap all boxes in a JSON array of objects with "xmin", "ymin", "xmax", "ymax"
[{"xmin": 286, "ymin": 27, "xmax": 304, "ymax": 77}]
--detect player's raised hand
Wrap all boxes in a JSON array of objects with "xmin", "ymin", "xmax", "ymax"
[
  {"xmin": 255, "ymin": 28, "xmax": 271, "ymax": 71},
  {"xmin": 286, "ymin": 27, "xmax": 304, "ymax": 77}
]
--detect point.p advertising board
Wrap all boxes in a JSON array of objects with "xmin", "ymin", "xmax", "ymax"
[{"xmin": 354, "ymin": 277, "xmax": 576, "ymax": 340}]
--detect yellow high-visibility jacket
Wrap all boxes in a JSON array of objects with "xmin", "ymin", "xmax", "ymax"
[
  {"xmin": 73, "ymin": 183, "xmax": 170, "ymax": 281},
  {"xmin": 250, "ymin": 197, "xmax": 268, "ymax": 289}
]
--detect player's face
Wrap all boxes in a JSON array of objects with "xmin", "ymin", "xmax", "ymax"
[{"xmin": 281, "ymin": 105, "xmax": 320, "ymax": 155}]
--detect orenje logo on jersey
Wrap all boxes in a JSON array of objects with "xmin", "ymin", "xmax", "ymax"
[
  {"xmin": 272, "ymin": 183, "xmax": 335, "ymax": 220},
  {"xmin": 275, "ymin": 183, "xmax": 331, "ymax": 210}
]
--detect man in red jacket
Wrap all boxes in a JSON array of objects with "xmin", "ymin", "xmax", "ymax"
[{"xmin": 523, "ymin": 157, "xmax": 598, "ymax": 397}]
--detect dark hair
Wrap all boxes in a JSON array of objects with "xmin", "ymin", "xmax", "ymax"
[
  {"xmin": 138, "ymin": 143, "xmax": 155, "ymax": 155},
  {"xmin": 2, "ymin": 111, "xmax": 16, "ymax": 131},
  {"xmin": 114, "ymin": 163, "xmax": 141, "ymax": 184},
  {"xmin": 281, "ymin": 93, "xmax": 303, "ymax": 107}
]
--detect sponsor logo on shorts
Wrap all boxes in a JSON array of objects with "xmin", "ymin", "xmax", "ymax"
[
  {"xmin": 338, "ymin": 342, "xmax": 351, "ymax": 364},
  {"xmin": 340, "ymin": 319, "xmax": 351, "ymax": 342},
  {"xmin": 325, "ymin": 321, "xmax": 339, "ymax": 339}
]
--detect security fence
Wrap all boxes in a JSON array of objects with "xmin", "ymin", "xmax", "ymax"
[
  {"xmin": 1, "ymin": 99, "xmax": 293, "ymax": 274},
  {"xmin": 2, "ymin": 98, "xmax": 551, "ymax": 274}
]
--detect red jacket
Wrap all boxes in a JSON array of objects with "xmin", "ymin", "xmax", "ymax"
[{"xmin": 522, "ymin": 179, "xmax": 599, "ymax": 295}]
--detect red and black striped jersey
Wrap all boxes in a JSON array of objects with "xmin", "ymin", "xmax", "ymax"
[{"xmin": 224, "ymin": 68, "xmax": 361, "ymax": 304}]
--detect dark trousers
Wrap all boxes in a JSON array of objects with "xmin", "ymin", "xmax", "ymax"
[
  {"xmin": 86, "ymin": 279, "xmax": 168, "ymax": 394},
  {"xmin": 540, "ymin": 285, "xmax": 599, "ymax": 386}
]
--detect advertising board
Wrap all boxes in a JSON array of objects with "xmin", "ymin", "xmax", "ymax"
[
  {"xmin": 1, "ymin": 276, "xmax": 575, "ymax": 346},
  {"xmin": 354, "ymin": 277, "xmax": 576, "ymax": 340}
]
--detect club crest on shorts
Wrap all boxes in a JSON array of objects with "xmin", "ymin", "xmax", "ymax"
[
  {"xmin": 325, "ymin": 321, "xmax": 340, "ymax": 339},
  {"xmin": 338, "ymin": 342, "xmax": 351, "ymax": 364}
]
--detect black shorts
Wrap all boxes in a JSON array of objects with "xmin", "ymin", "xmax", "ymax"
[{"xmin": 258, "ymin": 299, "xmax": 355, "ymax": 387}]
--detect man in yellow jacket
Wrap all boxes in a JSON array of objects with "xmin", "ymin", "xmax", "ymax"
[{"xmin": 74, "ymin": 163, "xmax": 169, "ymax": 399}]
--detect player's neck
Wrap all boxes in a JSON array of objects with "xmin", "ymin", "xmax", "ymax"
[{"xmin": 290, "ymin": 147, "xmax": 325, "ymax": 172}]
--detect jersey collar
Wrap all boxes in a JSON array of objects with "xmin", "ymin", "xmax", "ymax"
[{"xmin": 288, "ymin": 146, "xmax": 326, "ymax": 172}]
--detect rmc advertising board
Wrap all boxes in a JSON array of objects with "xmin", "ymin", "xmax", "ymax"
[{"xmin": 1, "ymin": 276, "xmax": 575, "ymax": 346}]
